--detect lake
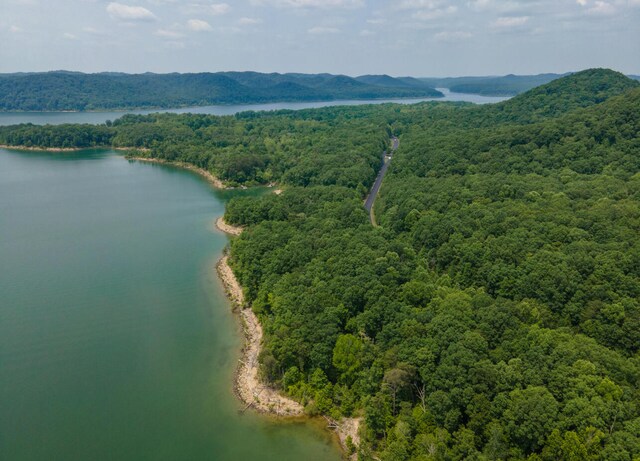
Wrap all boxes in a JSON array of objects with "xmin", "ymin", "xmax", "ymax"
[
  {"xmin": 0, "ymin": 148, "xmax": 341, "ymax": 461},
  {"xmin": 0, "ymin": 89, "xmax": 508, "ymax": 126}
]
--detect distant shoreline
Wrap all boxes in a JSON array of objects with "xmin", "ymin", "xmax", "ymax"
[
  {"xmin": 0, "ymin": 94, "xmax": 446, "ymax": 115},
  {"xmin": 0, "ymin": 144, "xmax": 150, "ymax": 153},
  {"xmin": 0, "ymin": 144, "xmax": 82, "ymax": 152}
]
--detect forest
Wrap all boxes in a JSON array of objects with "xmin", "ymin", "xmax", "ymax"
[
  {"xmin": 0, "ymin": 71, "xmax": 442, "ymax": 112},
  {"xmin": 1, "ymin": 68, "xmax": 638, "ymax": 460},
  {"xmin": 418, "ymin": 74, "xmax": 565, "ymax": 96}
]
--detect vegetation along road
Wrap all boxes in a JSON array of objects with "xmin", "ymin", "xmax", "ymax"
[{"xmin": 364, "ymin": 136, "xmax": 399, "ymax": 225}]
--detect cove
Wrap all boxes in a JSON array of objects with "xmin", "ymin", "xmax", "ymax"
[{"xmin": 0, "ymin": 148, "xmax": 341, "ymax": 461}]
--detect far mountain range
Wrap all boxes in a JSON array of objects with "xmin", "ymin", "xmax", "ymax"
[{"xmin": 1, "ymin": 70, "xmax": 638, "ymax": 112}]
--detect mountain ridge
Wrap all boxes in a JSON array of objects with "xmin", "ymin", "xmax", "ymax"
[{"xmin": 0, "ymin": 71, "xmax": 443, "ymax": 112}]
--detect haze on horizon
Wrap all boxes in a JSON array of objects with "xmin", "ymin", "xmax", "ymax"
[{"xmin": 1, "ymin": 0, "xmax": 639, "ymax": 77}]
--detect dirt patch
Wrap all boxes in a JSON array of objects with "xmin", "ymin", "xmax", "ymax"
[{"xmin": 215, "ymin": 217, "xmax": 243, "ymax": 236}]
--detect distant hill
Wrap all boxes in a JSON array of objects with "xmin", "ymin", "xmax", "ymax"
[
  {"xmin": 421, "ymin": 71, "xmax": 640, "ymax": 96},
  {"xmin": 419, "ymin": 73, "xmax": 566, "ymax": 96},
  {"xmin": 0, "ymin": 71, "xmax": 443, "ymax": 112},
  {"xmin": 489, "ymin": 68, "xmax": 639, "ymax": 122},
  {"xmin": 355, "ymin": 74, "xmax": 431, "ymax": 89}
]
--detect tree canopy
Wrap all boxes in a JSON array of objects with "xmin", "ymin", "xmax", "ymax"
[{"xmin": 2, "ymin": 68, "xmax": 639, "ymax": 460}]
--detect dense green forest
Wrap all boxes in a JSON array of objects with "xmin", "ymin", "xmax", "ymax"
[
  {"xmin": 224, "ymin": 69, "xmax": 640, "ymax": 460},
  {"xmin": 1, "ymin": 68, "xmax": 639, "ymax": 460},
  {"xmin": 0, "ymin": 107, "xmax": 394, "ymax": 187},
  {"xmin": 0, "ymin": 71, "xmax": 442, "ymax": 112}
]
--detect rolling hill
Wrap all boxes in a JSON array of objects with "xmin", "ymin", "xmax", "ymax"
[{"xmin": 0, "ymin": 71, "xmax": 443, "ymax": 112}]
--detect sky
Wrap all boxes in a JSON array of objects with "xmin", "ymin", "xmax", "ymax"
[{"xmin": 1, "ymin": 0, "xmax": 639, "ymax": 76}]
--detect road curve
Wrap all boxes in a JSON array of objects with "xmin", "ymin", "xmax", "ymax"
[{"xmin": 364, "ymin": 136, "xmax": 399, "ymax": 226}]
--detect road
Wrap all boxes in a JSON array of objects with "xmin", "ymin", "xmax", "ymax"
[{"xmin": 364, "ymin": 136, "xmax": 399, "ymax": 226}]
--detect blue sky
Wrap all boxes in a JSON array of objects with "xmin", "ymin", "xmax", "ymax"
[{"xmin": 1, "ymin": 0, "xmax": 639, "ymax": 76}]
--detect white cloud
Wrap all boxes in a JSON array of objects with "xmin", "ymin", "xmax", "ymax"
[
  {"xmin": 155, "ymin": 28, "xmax": 185, "ymax": 38},
  {"xmin": 208, "ymin": 3, "xmax": 231, "ymax": 15},
  {"xmin": 63, "ymin": 32, "xmax": 78, "ymax": 40},
  {"xmin": 251, "ymin": 0, "xmax": 363, "ymax": 9},
  {"xmin": 587, "ymin": 1, "xmax": 616, "ymax": 14},
  {"xmin": 186, "ymin": 19, "xmax": 212, "ymax": 31},
  {"xmin": 434, "ymin": 30, "xmax": 472, "ymax": 42},
  {"xmin": 307, "ymin": 26, "xmax": 340, "ymax": 34},
  {"xmin": 466, "ymin": 0, "xmax": 539, "ymax": 14},
  {"xmin": 238, "ymin": 17, "xmax": 262, "ymax": 25},
  {"xmin": 576, "ymin": 0, "xmax": 588, "ymax": 5},
  {"xmin": 360, "ymin": 29, "xmax": 375, "ymax": 36},
  {"xmin": 398, "ymin": 0, "xmax": 446, "ymax": 9},
  {"xmin": 491, "ymin": 16, "xmax": 529, "ymax": 27},
  {"xmin": 106, "ymin": 3, "xmax": 157, "ymax": 21},
  {"xmin": 413, "ymin": 5, "xmax": 458, "ymax": 20},
  {"xmin": 185, "ymin": 2, "xmax": 231, "ymax": 16},
  {"xmin": 366, "ymin": 18, "xmax": 386, "ymax": 24},
  {"xmin": 9, "ymin": 25, "xmax": 23, "ymax": 33}
]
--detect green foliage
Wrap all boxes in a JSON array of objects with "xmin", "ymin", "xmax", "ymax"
[
  {"xmin": 0, "ymin": 71, "xmax": 442, "ymax": 111},
  {"xmin": 0, "ymin": 123, "xmax": 114, "ymax": 148},
  {"xmin": 223, "ymin": 71, "xmax": 640, "ymax": 459},
  {"xmin": 4, "ymin": 69, "xmax": 639, "ymax": 459}
]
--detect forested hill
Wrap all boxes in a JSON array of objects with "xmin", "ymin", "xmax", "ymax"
[
  {"xmin": 422, "ymin": 68, "xmax": 639, "ymax": 129},
  {"xmin": 1, "ymin": 69, "xmax": 639, "ymax": 459},
  {"xmin": 487, "ymin": 68, "xmax": 639, "ymax": 122},
  {"xmin": 419, "ymin": 73, "xmax": 565, "ymax": 96},
  {"xmin": 0, "ymin": 71, "xmax": 443, "ymax": 112},
  {"xmin": 223, "ymin": 70, "xmax": 640, "ymax": 460},
  {"xmin": 420, "ymin": 70, "xmax": 640, "ymax": 97}
]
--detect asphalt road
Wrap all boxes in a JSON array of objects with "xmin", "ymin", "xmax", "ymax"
[{"xmin": 364, "ymin": 136, "xmax": 399, "ymax": 225}]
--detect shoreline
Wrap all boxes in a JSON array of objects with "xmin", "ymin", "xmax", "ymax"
[
  {"xmin": 0, "ymin": 144, "xmax": 86, "ymax": 152},
  {"xmin": 0, "ymin": 94, "xmax": 447, "ymax": 115},
  {"xmin": 216, "ymin": 254, "xmax": 304, "ymax": 417},
  {"xmin": 128, "ymin": 157, "xmax": 226, "ymax": 189},
  {"xmin": 215, "ymin": 217, "xmax": 243, "ymax": 236},
  {"xmin": 215, "ymin": 220, "xmax": 361, "ymax": 457},
  {"xmin": 0, "ymin": 144, "xmax": 149, "ymax": 153}
]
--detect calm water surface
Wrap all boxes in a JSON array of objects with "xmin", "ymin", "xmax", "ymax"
[
  {"xmin": 0, "ymin": 89, "xmax": 508, "ymax": 126},
  {"xmin": 0, "ymin": 149, "xmax": 340, "ymax": 460}
]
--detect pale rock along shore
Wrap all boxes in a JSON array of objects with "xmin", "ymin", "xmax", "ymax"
[
  {"xmin": 216, "ymin": 253, "xmax": 304, "ymax": 416},
  {"xmin": 215, "ymin": 217, "xmax": 243, "ymax": 236},
  {"xmin": 0, "ymin": 144, "xmax": 86, "ymax": 152},
  {"xmin": 129, "ymin": 157, "xmax": 225, "ymax": 189},
  {"xmin": 0, "ymin": 145, "xmax": 150, "ymax": 153},
  {"xmin": 215, "ymin": 217, "xmax": 362, "ymax": 456}
]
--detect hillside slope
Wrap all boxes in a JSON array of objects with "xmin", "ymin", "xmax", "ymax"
[{"xmin": 0, "ymin": 71, "xmax": 443, "ymax": 111}]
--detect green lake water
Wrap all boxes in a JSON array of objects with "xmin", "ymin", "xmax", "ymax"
[{"xmin": 0, "ymin": 148, "xmax": 340, "ymax": 461}]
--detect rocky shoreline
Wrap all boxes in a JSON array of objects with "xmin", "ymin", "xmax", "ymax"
[
  {"xmin": 128, "ymin": 157, "xmax": 226, "ymax": 189},
  {"xmin": 215, "ymin": 217, "xmax": 361, "ymax": 457}
]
